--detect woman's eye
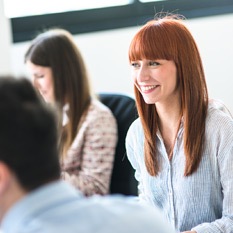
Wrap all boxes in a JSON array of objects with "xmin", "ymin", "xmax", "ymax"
[
  {"xmin": 35, "ymin": 74, "xmax": 44, "ymax": 79},
  {"xmin": 131, "ymin": 62, "xmax": 140, "ymax": 68},
  {"xmin": 149, "ymin": 61, "xmax": 160, "ymax": 66}
]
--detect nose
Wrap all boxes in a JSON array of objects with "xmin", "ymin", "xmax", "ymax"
[
  {"xmin": 137, "ymin": 65, "xmax": 150, "ymax": 83},
  {"xmin": 32, "ymin": 77, "xmax": 40, "ymax": 89}
]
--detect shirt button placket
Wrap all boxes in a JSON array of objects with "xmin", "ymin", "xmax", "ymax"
[{"xmin": 168, "ymin": 164, "xmax": 175, "ymax": 226}]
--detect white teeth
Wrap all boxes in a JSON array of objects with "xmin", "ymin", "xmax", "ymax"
[{"xmin": 141, "ymin": 85, "xmax": 157, "ymax": 91}]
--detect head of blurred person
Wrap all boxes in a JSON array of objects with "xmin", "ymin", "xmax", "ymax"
[{"xmin": 0, "ymin": 76, "xmax": 60, "ymax": 222}]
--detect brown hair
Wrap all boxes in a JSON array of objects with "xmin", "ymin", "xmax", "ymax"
[
  {"xmin": 129, "ymin": 14, "xmax": 208, "ymax": 176},
  {"xmin": 25, "ymin": 29, "xmax": 93, "ymax": 157}
]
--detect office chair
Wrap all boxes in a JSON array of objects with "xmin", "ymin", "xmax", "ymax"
[{"xmin": 99, "ymin": 93, "xmax": 138, "ymax": 196}]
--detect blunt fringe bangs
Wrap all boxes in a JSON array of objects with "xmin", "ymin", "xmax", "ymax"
[{"xmin": 129, "ymin": 17, "xmax": 195, "ymax": 66}]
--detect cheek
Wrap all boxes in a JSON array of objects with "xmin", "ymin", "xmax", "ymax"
[
  {"xmin": 47, "ymin": 80, "xmax": 53, "ymax": 90},
  {"xmin": 166, "ymin": 68, "xmax": 177, "ymax": 87},
  {"xmin": 47, "ymin": 76, "xmax": 54, "ymax": 90},
  {"xmin": 172, "ymin": 74, "xmax": 178, "ymax": 90},
  {"xmin": 131, "ymin": 72, "xmax": 138, "ymax": 83},
  {"xmin": 32, "ymin": 78, "xmax": 40, "ymax": 89},
  {"xmin": 41, "ymin": 78, "xmax": 52, "ymax": 90},
  {"xmin": 133, "ymin": 77, "xmax": 139, "ymax": 89}
]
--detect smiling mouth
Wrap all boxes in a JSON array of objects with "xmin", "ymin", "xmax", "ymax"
[{"xmin": 141, "ymin": 85, "xmax": 158, "ymax": 92}]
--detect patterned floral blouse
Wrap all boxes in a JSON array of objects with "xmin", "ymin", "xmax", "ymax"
[{"xmin": 61, "ymin": 99, "xmax": 118, "ymax": 196}]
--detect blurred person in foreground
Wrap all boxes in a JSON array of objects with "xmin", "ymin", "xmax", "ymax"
[{"xmin": 0, "ymin": 76, "xmax": 175, "ymax": 233}]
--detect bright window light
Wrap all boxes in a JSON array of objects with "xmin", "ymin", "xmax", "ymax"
[
  {"xmin": 3, "ymin": 0, "xmax": 133, "ymax": 18},
  {"xmin": 139, "ymin": 0, "xmax": 166, "ymax": 2}
]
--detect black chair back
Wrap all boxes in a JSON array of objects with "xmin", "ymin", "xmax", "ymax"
[{"xmin": 99, "ymin": 93, "xmax": 138, "ymax": 196}]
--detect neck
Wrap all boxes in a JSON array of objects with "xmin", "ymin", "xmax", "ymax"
[
  {"xmin": 156, "ymin": 101, "xmax": 182, "ymax": 131},
  {"xmin": 155, "ymin": 101, "xmax": 182, "ymax": 160},
  {"xmin": 0, "ymin": 175, "xmax": 27, "ymax": 223}
]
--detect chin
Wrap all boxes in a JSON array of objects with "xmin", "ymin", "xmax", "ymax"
[{"xmin": 144, "ymin": 99, "xmax": 156, "ymax": 105}]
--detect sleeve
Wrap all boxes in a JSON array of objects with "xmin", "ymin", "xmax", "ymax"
[
  {"xmin": 125, "ymin": 122, "xmax": 152, "ymax": 206},
  {"xmin": 62, "ymin": 109, "xmax": 118, "ymax": 196},
  {"xmin": 192, "ymin": 116, "xmax": 233, "ymax": 233}
]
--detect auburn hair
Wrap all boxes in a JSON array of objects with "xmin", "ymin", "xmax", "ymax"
[{"xmin": 129, "ymin": 14, "xmax": 208, "ymax": 176}]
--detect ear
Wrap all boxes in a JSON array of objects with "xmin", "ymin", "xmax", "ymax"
[{"xmin": 0, "ymin": 162, "xmax": 11, "ymax": 195}]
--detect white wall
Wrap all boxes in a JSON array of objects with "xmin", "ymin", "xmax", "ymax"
[
  {"xmin": 1, "ymin": 7, "xmax": 233, "ymax": 112},
  {"xmin": 0, "ymin": 0, "xmax": 12, "ymax": 74},
  {"xmin": 187, "ymin": 15, "xmax": 233, "ymax": 114},
  {"xmin": 9, "ymin": 27, "xmax": 137, "ymax": 95}
]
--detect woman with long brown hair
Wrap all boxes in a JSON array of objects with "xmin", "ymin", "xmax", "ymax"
[
  {"xmin": 25, "ymin": 28, "xmax": 117, "ymax": 196},
  {"xmin": 126, "ymin": 14, "xmax": 233, "ymax": 232}
]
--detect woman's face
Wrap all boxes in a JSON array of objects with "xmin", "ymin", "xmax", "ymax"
[
  {"xmin": 130, "ymin": 59, "xmax": 179, "ymax": 106},
  {"xmin": 26, "ymin": 60, "xmax": 55, "ymax": 103}
]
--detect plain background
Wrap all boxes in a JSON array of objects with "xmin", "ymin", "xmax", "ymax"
[{"xmin": 1, "ymin": 0, "xmax": 233, "ymax": 113}]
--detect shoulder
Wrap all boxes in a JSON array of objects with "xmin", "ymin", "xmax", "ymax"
[
  {"xmin": 207, "ymin": 100, "xmax": 233, "ymax": 127},
  {"xmin": 88, "ymin": 99, "xmax": 114, "ymax": 118},
  {"xmin": 84, "ymin": 99, "xmax": 117, "ymax": 126},
  {"xmin": 208, "ymin": 99, "xmax": 232, "ymax": 118},
  {"xmin": 74, "ymin": 100, "xmax": 117, "ymax": 142},
  {"xmin": 125, "ymin": 118, "xmax": 144, "ymax": 164},
  {"xmin": 78, "ymin": 195, "xmax": 174, "ymax": 233},
  {"xmin": 128, "ymin": 118, "xmax": 143, "ymax": 132},
  {"xmin": 206, "ymin": 100, "xmax": 233, "ymax": 140},
  {"xmin": 89, "ymin": 99, "xmax": 115, "ymax": 116},
  {"xmin": 126, "ymin": 118, "xmax": 143, "ymax": 142}
]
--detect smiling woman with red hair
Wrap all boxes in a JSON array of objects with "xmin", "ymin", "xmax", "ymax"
[{"xmin": 126, "ymin": 13, "xmax": 233, "ymax": 233}]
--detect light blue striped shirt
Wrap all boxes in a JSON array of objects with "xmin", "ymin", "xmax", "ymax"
[
  {"xmin": 126, "ymin": 104, "xmax": 233, "ymax": 232},
  {"xmin": 1, "ymin": 181, "xmax": 175, "ymax": 233}
]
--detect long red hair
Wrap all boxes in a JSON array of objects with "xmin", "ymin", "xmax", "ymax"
[{"xmin": 129, "ymin": 14, "xmax": 208, "ymax": 176}]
